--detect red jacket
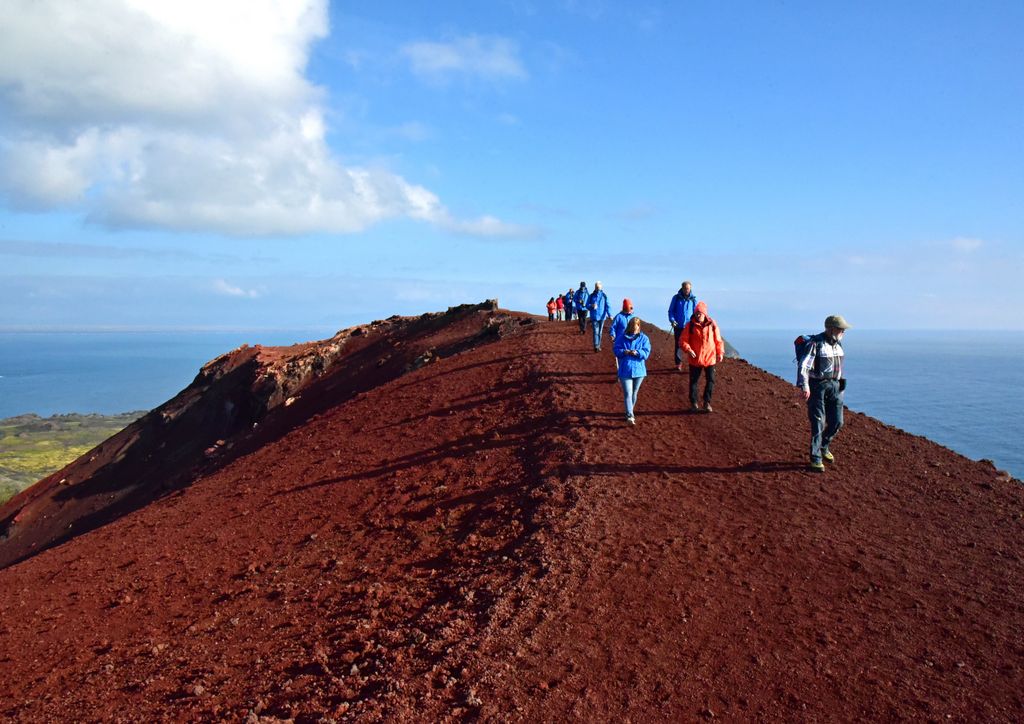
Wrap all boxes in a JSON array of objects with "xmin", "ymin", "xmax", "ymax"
[
  {"xmin": 555, "ymin": 296, "xmax": 565, "ymax": 310},
  {"xmin": 680, "ymin": 308, "xmax": 724, "ymax": 367},
  {"xmin": 546, "ymin": 300, "xmax": 557, "ymax": 313}
]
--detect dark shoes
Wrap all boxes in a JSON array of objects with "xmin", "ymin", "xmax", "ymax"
[{"xmin": 703, "ymin": 403, "xmax": 713, "ymax": 413}]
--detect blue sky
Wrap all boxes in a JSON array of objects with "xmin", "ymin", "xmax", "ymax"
[{"xmin": 1, "ymin": 0, "xmax": 1021, "ymax": 333}]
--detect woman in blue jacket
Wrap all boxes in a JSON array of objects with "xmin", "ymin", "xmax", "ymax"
[{"xmin": 613, "ymin": 316, "xmax": 651, "ymax": 425}]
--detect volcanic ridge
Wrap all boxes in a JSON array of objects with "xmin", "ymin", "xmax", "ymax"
[{"xmin": 1, "ymin": 301, "xmax": 1022, "ymax": 721}]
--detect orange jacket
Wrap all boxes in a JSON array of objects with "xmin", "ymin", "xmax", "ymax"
[
  {"xmin": 546, "ymin": 300, "xmax": 557, "ymax": 313},
  {"xmin": 680, "ymin": 315, "xmax": 724, "ymax": 367}
]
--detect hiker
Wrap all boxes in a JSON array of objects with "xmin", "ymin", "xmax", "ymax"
[
  {"xmin": 546, "ymin": 297, "xmax": 557, "ymax": 321},
  {"xmin": 573, "ymin": 282, "xmax": 590, "ymax": 334},
  {"xmin": 668, "ymin": 281, "xmax": 698, "ymax": 370},
  {"xmin": 679, "ymin": 301, "xmax": 724, "ymax": 413},
  {"xmin": 614, "ymin": 317, "xmax": 651, "ymax": 425},
  {"xmin": 609, "ymin": 298, "xmax": 635, "ymax": 344},
  {"xmin": 797, "ymin": 315, "xmax": 851, "ymax": 473},
  {"xmin": 587, "ymin": 281, "xmax": 611, "ymax": 352},
  {"xmin": 564, "ymin": 289, "xmax": 575, "ymax": 322},
  {"xmin": 555, "ymin": 293, "xmax": 565, "ymax": 321}
]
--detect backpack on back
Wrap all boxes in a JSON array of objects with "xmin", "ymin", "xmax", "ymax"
[{"xmin": 793, "ymin": 333, "xmax": 819, "ymax": 364}]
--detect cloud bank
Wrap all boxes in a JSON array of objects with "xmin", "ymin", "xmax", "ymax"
[{"xmin": 0, "ymin": 0, "xmax": 524, "ymax": 237}]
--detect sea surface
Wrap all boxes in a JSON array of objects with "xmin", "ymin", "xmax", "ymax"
[
  {"xmin": 0, "ymin": 331, "xmax": 329, "ymax": 419},
  {"xmin": 1, "ymin": 330, "xmax": 1022, "ymax": 480}
]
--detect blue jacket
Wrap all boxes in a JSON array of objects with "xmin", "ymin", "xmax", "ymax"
[
  {"xmin": 614, "ymin": 332, "xmax": 651, "ymax": 379},
  {"xmin": 563, "ymin": 293, "xmax": 574, "ymax": 311},
  {"xmin": 609, "ymin": 311, "xmax": 634, "ymax": 341},
  {"xmin": 668, "ymin": 291, "xmax": 698, "ymax": 328},
  {"xmin": 574, "ymin": 287, "xmax": 590, "ymax": 313},
  {"xmin": 587, "ymin": 290, "xmax": 611, "ymax": 322}
]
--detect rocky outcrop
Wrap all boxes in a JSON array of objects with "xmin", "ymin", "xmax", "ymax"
[{"xmin": 0, "ymin": 300, "xmax": 515, "ymax": 569}]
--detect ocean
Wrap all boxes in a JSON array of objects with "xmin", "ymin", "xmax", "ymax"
[
  {"xmin": 1, "ymin": 330, "xmax": 1022, "ymax": 480},
  {"xmin": 0, "ymin": 331, "xmax": 328, "ymax": 419}
]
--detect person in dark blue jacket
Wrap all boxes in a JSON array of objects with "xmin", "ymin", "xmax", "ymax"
[
  {"xmin": 573, "ymin": 282, "xmax": 590, "ymax": 334},
  {"xmin": 587, "ymin": 281, "xmax": 611, "ymax": 352},
  {"xmin": 667, "ymin": 281, "xmax": 698, "ymax": 369},
  {"xmin": 613, "ymin": 316, "xmax": 651, "ymax": 425},
  {"xmin": 563, "ymin": 289, "xmax": 575, "ymax": 322}
]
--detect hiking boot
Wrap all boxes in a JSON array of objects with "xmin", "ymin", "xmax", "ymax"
[
  {"xmin": 822, "ymin": 449, "xmax": 834, "ymax": 463},
  {"xmin": 690, "ymin": 403, "xmax": 700, "ymax": 413},
  {"xmin": 703, "ymin": 403, "xmax": 713, "ymax": 413},
  {"xmin": 627, "ymin": 416, "xmax": 636, "ymax": 426},
  {"xmin": 808, "ymin": 461, "xmax": 825, "ymax": 473}
]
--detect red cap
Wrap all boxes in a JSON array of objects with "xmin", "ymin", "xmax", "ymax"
[
  {"xmin": 695, "ymin": 301, "xmax": 708, "ymax": 315},
  {"xmin": 622, "ymin": 298, "xmax": 633, "ymax": 312}
]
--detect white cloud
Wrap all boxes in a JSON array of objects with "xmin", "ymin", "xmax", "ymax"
[
  {"xmin": 401, "ymin": 35, "xmax": 527, "ymax": 82},
  {"xmin": 213, "ymin": 279, "xmax": 260, "ymax": 299},
  {"xmin": 0, "ymin": 0, "xmax": 525, "ymax": 238},
  {"xmin": 950, "ymin": 237, "xmax": 983, "ymax": 253}
]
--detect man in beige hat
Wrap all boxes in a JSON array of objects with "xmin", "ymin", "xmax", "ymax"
[{"xmin": 796, "ymin": 314, "xmax": 851, "ymax": 472}]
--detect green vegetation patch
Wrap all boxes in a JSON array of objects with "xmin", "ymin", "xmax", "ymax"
[{"xmin": 0, "ymin": 412, "xmax": 143, "ymax": 505}]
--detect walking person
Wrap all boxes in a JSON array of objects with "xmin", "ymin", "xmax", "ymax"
[
  {"xmin": 797, "ymin": 315, "xmax": 851, "ymax": 473},
  {"xmin": 668, "ymin": 281, "xmax": 698, "ymax": 370},
  {"xmin": 555, "ymin": 293, "xmax": 565, "ymax": 321},
  {"xmin": 546, "ymin": 297, "xmax": 557, "ymax": 321},
  {"xmin": 609, "ymin": 298, "xmax": 635, "ymax": 344},
  {"xmin": 587, "ymin": 281, "xmax": 611, "ymax": 351},
  {"xmin": 574, "ymin": 282, "xmax": 590, "ymax": 334},
  {"xmin": 564, "ymin": 289, "xmax": 575, "ymax": 322},
  {"xmin": 679, "ymin": 301, "xmax": 724, "ymax": 413},
  {"xmin": 613, "ymin": 317, "xmax": 651, "ymax": 426}
]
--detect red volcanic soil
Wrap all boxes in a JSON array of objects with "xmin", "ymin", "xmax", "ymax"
[{"xmin": 1, "ymin": 304, "xmax": 1022, "ymax": 721}]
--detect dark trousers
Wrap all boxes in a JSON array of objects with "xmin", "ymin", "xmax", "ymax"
[
  {"xmin": 548, "ymin": 312, "xmax": 554, "ymax": 321},
  {"xmin": 689, "ymin": 364, "xmax": 716, "ymax": 405},
  {"xmin": 577, "ymin": 309, "xmax": 588, "ymax": 333},
  {"xmin": 807, "ymin": 378, "xmax": 844, "ymax": 463},
  {"xmin": 673, "ymin": 326, "xmax": 683, "ymax": 365},
  {"xmin": 565, "ymin": 306, "xmax": 574, "ymax": 321}
]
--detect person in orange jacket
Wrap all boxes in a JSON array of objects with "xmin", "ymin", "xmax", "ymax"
[
  {"xmin": 679, "ymin": 301, "xmax": 725, "ymax": 413},
  {"xmin": 546, "ymin": 297, "xmax": 557, "ymax": 321}
]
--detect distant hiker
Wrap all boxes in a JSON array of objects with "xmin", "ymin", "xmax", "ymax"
[
  {"xmin": 587, "ymin": 281, "xmax": 612, "ymax": 352},
  {"xmin": 614, "ymin": 317, "xmax": 651, "ymax": 425},
  {"xmin": 564, "ymin": 289, "xmax": 575, "ymax": 322},
  {"xmin": 679, "ymin": 301, "xmax": 724, "ymax": 413},
  {"xmin": 609, "ymin": 298, "xmax": 635, "ymax": 344},
  {"xmin": 546, "ymin": 297, "xmax": 557, "ymax": 321},
  {"xmin": 555, "ymin": 293, "xmax": 565, "ymax": 321},
  {"xmin": 574, "ymin": 282, "xmax": 590, "ymax": 334},
  {"xmin": 797, "ymin": 315, "xmax": 851, "ymax": 473},
  {"xmin": 668, "ymin": 281, "xmax": 698, "ymax": 370}
]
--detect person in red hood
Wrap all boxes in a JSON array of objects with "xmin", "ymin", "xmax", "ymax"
[{"xmin": 679, "ymin": 301, "xmax": 725, "ymax": 413}]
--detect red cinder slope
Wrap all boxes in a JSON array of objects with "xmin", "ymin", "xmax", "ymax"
[
  {"xmin": 0, "ymin": 301, "xmax": 511, "ymax": 570},
  {"xmin": 0, "ymin": 309, "xmax": 1022, "ymax": 721}
]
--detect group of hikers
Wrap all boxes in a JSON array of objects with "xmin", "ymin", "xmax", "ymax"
[
  {"xmin": 546, "ymin": 281, "xmax": 723, "ymax": 426},
  {"xmin": 545, "ymin": 282, "xmax": 852, "ymax": 473}
]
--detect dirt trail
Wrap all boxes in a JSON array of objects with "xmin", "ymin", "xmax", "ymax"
[{"xmin": 0, "ymin": 312, "xmax": 1021, "ymax": 721}]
